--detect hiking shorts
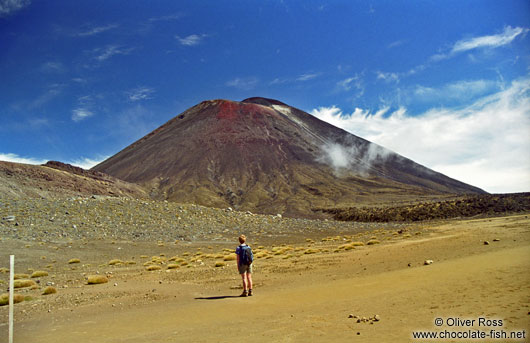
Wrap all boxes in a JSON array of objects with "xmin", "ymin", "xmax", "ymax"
[{"xmin": 238, "ymin": 263, "xmax": 253, "ymax": 274}]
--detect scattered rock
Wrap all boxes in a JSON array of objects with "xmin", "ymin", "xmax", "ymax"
[
  {"xmin": 424, "ymin": 260, "xmax": 433, "ymax": 265},
  {"xmin": 3, "ymin": 215, "xmax": 15, "ymax": 222},
  {"xmin": 483, "ymin": 241, "xmax": 490, "ymax": 245},
  {"xmin": 493, "ymin": 238, "xmax": 500, "ymax": 242}
]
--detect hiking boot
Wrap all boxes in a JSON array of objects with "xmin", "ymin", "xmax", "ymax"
[
  {"xmin": 240, "ymin": 290, "xmax": 248, "ymax": 297},
  {"xmin": 248, "ymin": 289, "xmax": 253, "ymax": 296}
]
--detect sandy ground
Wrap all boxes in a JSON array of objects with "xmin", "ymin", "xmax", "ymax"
[{"xmin": 1, "ymin": 214, "xmax": 529, "ymax": 342}]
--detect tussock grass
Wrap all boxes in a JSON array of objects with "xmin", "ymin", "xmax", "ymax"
[
  {"xmin": 68, "ymin": 258, "xmax": 81, "ymax": 264},
  {"xmin": 31, "ymin": 271, "xmax": 49, "ymax": 278},
  {"xmin": 215, "ymin": 262, "xmax": 226, "ymax": 267},
  {"xmin": 126, "ymin": 260, "xmax": 136, "ymax": 265},
  {"xmin": 87, "ymin": 275, "xmax": 108, "ymax": 284},
  {"xmin": 0, "ymin": 293, "xmax": 25, "ymax": 306},
  {"xmin": 367, "ymin": 239, "xmax": 380, "ymax": 245},
  {"xmin": 351, "ymin": 241, "xmax": 365, "ymax": 246},
  {"xmin": 0, "ymin": 267, "xmax": 8, "ymax": 273},
  {"xmin": 108, "ymin": 259, "xmax": 124, "ymax": 266},
  {"xmin": 182, "ymin": 252, "xmax": 190, "ymax": 256},
  {"xmin": 14, "ymin": 279, "xmax": 37, "ymax": 288},
  {"xmin": 304, "ymin": 248, "xmax": 319, "ymax": 254},
  {"xmin": 146, "ymin": 265, "xmax": 162, "ymax": 271},
  {"xmin": 140, "ymin": 255, "xmax": 148, "ymax": 259},
  {"xmin": 403, "ymin": 233, "xmax": 412, "ymax": 238},
  {"xmin": 14, "ymin": 273, "xmax": 29, "ymax": 280},
  {"xmin": 167, "ymin": 264, "xmax": 180, "ymax": 269},
  {"xmin": 223, "ymin": 254, "xmax": 236, "ymax": 261},
  {"xmin": 42, "ymin": 286, "xmax": 57, "ymax": 295}
]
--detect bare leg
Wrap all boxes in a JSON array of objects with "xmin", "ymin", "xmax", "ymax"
[
  {"xmin": 246, "ymin": 273, "xmax": 253, "ymax": 291},
  {"xmin": 240, "ymin": 273, "xmax": 248, "ymax": 291}
]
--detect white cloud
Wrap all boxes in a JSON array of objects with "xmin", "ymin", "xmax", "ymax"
[
  {"xmin": 0, "ymin": 153, "xmax": 107, "ymax": 170},
  {"xmin": 376, "ymin": 71, "xmax": 399, "ymax": 83},
  {"xmin": 94, "ymin": 45, "xmax": 134, "ymax": 61},
  {"xmin": 311, "ymin": 77, "xmax": 530, "ymax": 193},
  {"xmin": 72, "ymin": 108, "xmax": 93, "ymax": 122},
  {"xmin": 451, "ymin": 26, "xmax": 528, "ymax": 54},
  {"xmin": 41, "ymin": 61, "xmax": 64, "ymax": 73},
  {"xmin": 337, "ymin": 74, "xmax": 364, "ymax": 97},
  {"xmin": 226, "ymin": 77, "xmax": 258, "ymax": 90},
  {"xmin": 0, "ymin": 0, "xmax": 30, "ymax": 17},
  {"xmin": 297, "ymin": 73, "xmax": 320, "ymax": 81},
  {"xmin": 0, "ymin": 153, "xmax": 46, "ymax": 165},
  {"xmin": 413, "ymin": 79, "xmax": 499, "ymax": 103},
  {"xmin": 176, "ymin": 34, "xmax": 207, "ymax": 46},
  {"xmin": 128, "ymin": 87, "xmax": 155, "ymax": 102},
  {"xmin": 68, "ymin": 156, "xmax": 107, "ymax": 169},
  {"xmin": 76, "ymin": 24, "xmax": 118, "ymax": 37},
  {"xmin": 148, "ymin": 14, "xmax": 182, "ymax": 22}
]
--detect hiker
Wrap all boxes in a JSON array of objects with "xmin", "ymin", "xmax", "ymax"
[{"xmin": 235, "ymin": 234, "xmax": 253, "ymax": 297}]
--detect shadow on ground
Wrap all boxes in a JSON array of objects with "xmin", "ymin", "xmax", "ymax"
[{"xmin": 194, "ymin": 295, "xmax": 241, "ymax": 300}]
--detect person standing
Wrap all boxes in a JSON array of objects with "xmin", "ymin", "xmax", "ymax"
[{"xmin": 235, "ymin": 234, "xmax": 253, "ymax": 297}]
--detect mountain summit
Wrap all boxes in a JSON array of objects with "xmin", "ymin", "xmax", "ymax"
[{"xmin": 92, "ymin": 97, "xmax": 484, "ymax": 217}]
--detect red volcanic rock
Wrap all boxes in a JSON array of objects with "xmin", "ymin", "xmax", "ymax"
[{"xmin": 92, "ymin": 97, "xmax": 484, "ymax": 217}]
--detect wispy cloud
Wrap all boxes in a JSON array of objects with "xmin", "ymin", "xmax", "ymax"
[
  {"xmin": 413, "ymin": 79, "xmax": 499, "ymax": 103},
  {"xmin": 311, "ymin": 77, "xmax": 530, "ymax": 193},
  {"xmin": 72, "ymin": 108, "xmax": 93, "ymax": 122},
  {"xmin": 76, "ymin": 24, "xmax": 119, "ymax": 37},
  {"xmin": 0, "ymin": 152, "xmax": 46, "ymax": 165},
  {"xmin": 30, "ymin": 83, "xmax": 64, "ymax": 109},
  {"xmin": 388, "ymin": 40, "xmax": 404, "ymax": 49},
  {"xmin": 0, "ymin": 152, "xmax": 107, "ymax": 169},
  {"xmin": 0, "ymin": 0, "xmax": 30, "ymax": 17},
  {"xmin": 94, "ymin": 45, "xmax": 134, "ymax": 61},
  {"xmin": 176, "ymin": 34, "xmax": 207, "ymax": 46},
  {"xmin": 337, "ymin": 74, "xmax": 365, "ymax": 98},
  {"xmin": 68, "ymin": 156, "xmax": 108, "ymax": 169},
  {"xmin": 431, "ymin": 26, "xmax": 528, "ymax": 62},
  {"xmin": 226, "ymin": 77, "xmax": 258, "ymax": 90},
  {"xmin": 40, "ymin": 61, "xmax": 65, "ymax": 73},
  {"xmin": 297, "ymin": 73, "xmax": 321, "ymax": 81},
  {"xmin": 376, "ymin": 71, "xmax": 400, "ymax": 83},
  {"xmin": 452, "ymin": 26, "xmax": 528, "ymax": 54},
  {"xmin": 127, "ymin": 87, "xmax": 155, "ymax": 102},
  {"xmin": 149, "ymin": 14, "xmax": 182, "ymax": 22}
]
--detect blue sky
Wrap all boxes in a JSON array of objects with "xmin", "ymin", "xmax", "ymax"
[{"xmin": 1, "ymin": 0, "xmax": 529, "ymax": 193}]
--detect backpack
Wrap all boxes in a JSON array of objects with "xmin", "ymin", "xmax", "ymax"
[{"xmin": 239, "ymin": 245, "xmax": 253, "ymax": 265}]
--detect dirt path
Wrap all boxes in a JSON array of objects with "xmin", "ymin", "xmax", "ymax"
[{"xmin": 10, "ymin": 216, "xmax": 530, "ymax": 342}]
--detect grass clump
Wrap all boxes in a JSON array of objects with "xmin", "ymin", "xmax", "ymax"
[
  {"xmin": 223, "ymin": 254, "xmax": 237, "ymax": 261},
  {"xmin": 167, "ymin": 264, "xmax": 180, "ymax": 269},
  {"xmin": 31, "ymin": 271, "xmax": 49, "ymax": 278},
  {"xmin": 304, "ymin": 248, "xmax": 319, "ymax": 254},
  {"xmin": 367, "ymin": 239, "xmax": 381, "ymax": 245},
  {"xmin": 14, "ymin": 273, "xmax": 29, "ymax": 280},
  {"xmin": 42, "ymin": 286, "xmax": 57, "ymax": 295},
  {"xmin": 68, "ymin": 258, "xmax": 81, "ymax": 264},
  {"xmin": 87, "ymin": 275, "xmax": 108, "ymax": 285},
  {"xmin": 108, "ymin": 259, "xmax": 124, "ymax": 266},
  {"xmin": 146, "ymin": 265, "xmax": 162, "ymax": 271},
  {"xmin": 0, "ymin": 293, "xmax": 25, "ymax": 306},
  {"xmin": 215, "ymin": 262, "xmax": 226, "ymax": 267},
  {"xmin": 351, "ymin": 241, "xmax": 365, "ymax": 246},
  {"xmin": 0, "ymin": 267, "xmax": 8, "ymax": 273},
  {"xmin": 14, "ymin": 279, "xmax": 36, "ymax": 288}
]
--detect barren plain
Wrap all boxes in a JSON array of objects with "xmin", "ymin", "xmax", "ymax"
[{"xmin": 1, "ymin": 202, "xmax": 529, "ymax": 342}]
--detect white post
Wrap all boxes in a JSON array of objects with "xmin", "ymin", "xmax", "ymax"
[{"xmin": 9, "ymin": 255, "xmax": 14, "ymax": 343}]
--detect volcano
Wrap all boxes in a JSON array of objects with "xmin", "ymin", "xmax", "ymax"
[{"xmin": 92, "ymin": 97, "xmax": 484, "ymax": 217}]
